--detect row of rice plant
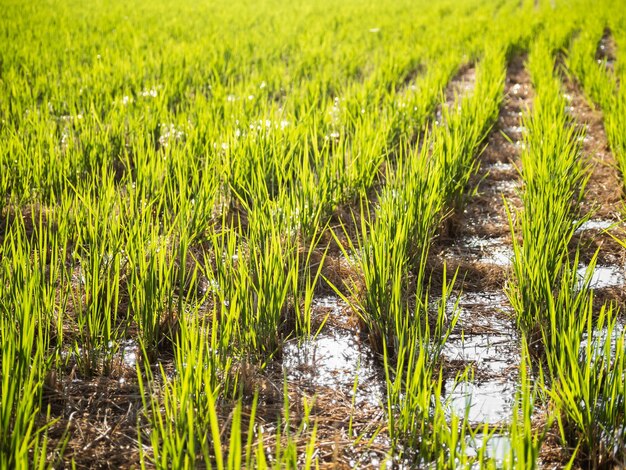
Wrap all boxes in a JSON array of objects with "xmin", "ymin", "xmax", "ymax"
[
  {"xmin": 567, "ymin": 6, "xmax": 626, "ymax": 193},
  {"xmin": 130, "ymin": 1, "xmax": 534, "ymax": 467},
  {"xmin": 0, "ymin": 0, "xmax": 517, "ymax": 465},
  {"xmin": 508, "ymin": 25, "xmax": 626, "ymax": 467},
  {"xmin": 335, "ymin": 4, "xmax": 552, "ymax": 461},
  {"xmin": 134, "ymin": 2, "xmax": 522, "ymax": 465}
]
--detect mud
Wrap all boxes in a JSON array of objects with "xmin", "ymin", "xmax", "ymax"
[
  {"xmin": 443, "ymin": 292, "xmax": 519, "ymax": 425},
  {"xmin": 563, "ymin": 77, "xmax": 622, "ymax": 219},
  {"xmin": 561, "ymin": 64, "xmax": 626, "ymax": 302},
  {"xmin": 595, "ymin": 28, "xmax": 617, "ymax": 73},
  {"xmin": 264, "ymin": 294, "xmax": 389, "ymax": 467},
  {"xmin": 440, "ymin": 55, "xmax": 530, "ymax": 287},
  {"xmin": 44, "ymin": 374, "xmax": 144, "ymax": 469},
  {"xmin": 437, "ymin": 56, "xmax": 532, "ymax": 426},
  {"xmin": 445, "ymin": 63, "xmax": 477, "ymax": 104},
  {"xmin": 42, "ymin": 51, "xmax": 625, "ymax": 468}
]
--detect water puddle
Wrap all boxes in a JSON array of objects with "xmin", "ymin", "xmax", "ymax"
[
  {"xmin": 455, "ymin": 236, "xmax": 514, "ymax": 267},
  {"xmin": 503, "ymin": 125, "xmax": 526, "ymax": 135},
  {"xmin": 510, "ymin": 82, "xmax": 530, "ymax": 96},
  {"xmin": 457, "ymin": 291, "xmax": 510, "ymax": 309},
  {"xmin": 445, "ymin": 380, "xmax": 516, "ymax": 424},
  {"xmin": 443, "ymin": 292, "xmax": 519, "ymax": 424},
  {"xmin": 596, "ymin": 32, "xmax": 616, "ymax": 71},
  {"xmin": 485, "ymin": 162, "xmax": 516, "ymax": 173},
  {"xmin": 311, "ymin": 295, "xmax": 346, "ymax": 313},
  {"xmin": 442, "ymin": 65, "xmax": 476, "ymax": 109},
  {"xmin": 450, "ymin": 293, "xmax": 515, "ymax": 333},
  {"xmin": 466, "ymin": 432, "xmax": 512, "ymax": 462},
  {"xmin": 578, "ymin": 264, "xmax": 625, "ymax": 289},
  {"xmin": 120, "ymin": 340, "xmax": 139, "ymax": 368},
  {"xmin": 450, "ymin": 70, "xmax": 476, "ymax": 97},
  {"xmin": 282, "ymin": 330, "xmax": 384, "ymax": 405},
  {"xmin": 581, "ymin": 322, "xmax": 625, "ymax": 362},
  {"xmin": 575, "ymin": 219, "xmax": 618, "ymax": 232},
  {"xmin": 444, "ymin": 334, "xmax": 516, "ymax": 374},
  {"xmin": 490, "ymin": 179, "xmax": 520, "ymax": 194}
]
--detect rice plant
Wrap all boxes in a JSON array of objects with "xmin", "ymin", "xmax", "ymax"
[{"xmin": 1, "ymin": 0, "xmax": 625, "ymax": 466}]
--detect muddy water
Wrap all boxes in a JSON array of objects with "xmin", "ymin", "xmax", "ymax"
[
  {"xmin": 581, "ymin": 321, "xmax": 625, "ymax": 361},
  {"xmin": 120, "ymin": 339, "xmax": 139, "ymax": 368},
  {"xmin": 437, "ymin": 57, "xmax": 534, "ymax": 427},
  {"xmin": 447, "ymin": 380, "xmax": 517, "ymax": 423}
]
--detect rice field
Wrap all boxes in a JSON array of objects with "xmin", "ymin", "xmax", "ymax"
[{"xmin": 2, "ymin": 0, "xmax": 626, "ymax": 467}]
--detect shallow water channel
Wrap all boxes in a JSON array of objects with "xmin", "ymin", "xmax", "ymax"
[{"xmin": 443, "ymin": 292, "xmax": 520, "ymax": 424}]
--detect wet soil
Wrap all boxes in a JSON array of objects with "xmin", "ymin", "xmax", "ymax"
[
  {"xmin": 445, "ymin": 63, "xmax": 477, "ymax": 104},
  {"xmin": 438, "ymin": 55, "xmax": 530, "ymax": 291},
  {"xmin": 261, "ymin": 59, "xmax": 487, "ymax": 466},
  {"xmin": 267, "ymin": 296, "xmax": 389, "ymax": 468},
  {"xmin": 564, "ymin": 75, "xmax": 622, "ymax": 219},
  {"xmin": 44, "ymin": 373, "xmax": 144, "ymax": 469},
  {"xmin": 595, "ymin": 28, "xmax": 617, "ymax": 74},
  {"xmin": 436, "ymin": 55, "xmax": 532, "ymax": 427},
  {"xmin": 562, "ymin": 68, "xmax": 626, "ymax": 308}
]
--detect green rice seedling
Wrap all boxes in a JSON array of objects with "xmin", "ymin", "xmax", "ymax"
[
  {"xmin": 338, "ymin": 46, "xmax": 505, "ymax": 356},
  {"xmin": 126, "ymin": 223, "xmax": 178, "ymax": 360},
  {"xmin": 503, "ymin": 339, "xmax": 550, "ymax": 470},
  {"xmin": 204, "ymin": 196, "xmax": 303, "ymax": 365},
  {"xmin": 567, "ymin": 16, "xmax": 626, "ymax": 194},
  {"xmin": 538, "ymin": 257, "xmax": 626, "ymax": 466},
  {"xmin": 68, "ymin": 175, "xmax": 127, "ymax": 376},
  {"xmin": 200, "ymin": 224, "xmax": 244, "ymax": 396},
  {"xmin": 507, "ymin": 37, "xmax": 589, "ymax": 337},
  {"xmin": 287, "ymin": 138, "xmax": 335, "ymax": 242},
  {"xmin": 235, "ymin": 201, "xmax": 297, "ymax": 360},
  {"xmin": 291, "ymin": 232, "xmax": 329, "ymax": 339},
  {"xmin": 0, "ymin": 223, "xmax": 55, "ymax": 468},
  {"xmin": 30, "ymin": 209, "xmax": 72, "ymax": 359},
  {"xmin": 507, "ymin": 24, "xmax": 626, "ymax": 468},
  {"xmin": 162, "ymin": 141, "xmax": 221, "ymax": 244},
  {"xmin": 384, "ymin": 267, "xmax": 462, "ymax": 466},
  {"xmin": 138, "ymin": 309, "xmax": 319, "ymax": 469},
  {"xmin": 430, "ymin": 46, "xmax": 506, "ymax": 212},
  {"xmin": 330, "ymin": 138, "xmax": 443, "ymax": 355},
  {"xmin": 139, "ymin": 313, "xmax": 230, "ymax": 468},
  {"xmin": 566, "ymin": 19, "xmax": 616, "ymax": 111},
  {"xmin": 3, "ymin": 0, "xmax": 626, "ymax": 467}
]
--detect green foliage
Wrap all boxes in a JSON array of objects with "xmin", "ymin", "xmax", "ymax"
[{"xmin": 1, "ymin": 0, "xmax": 625, "ymax": 467}]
